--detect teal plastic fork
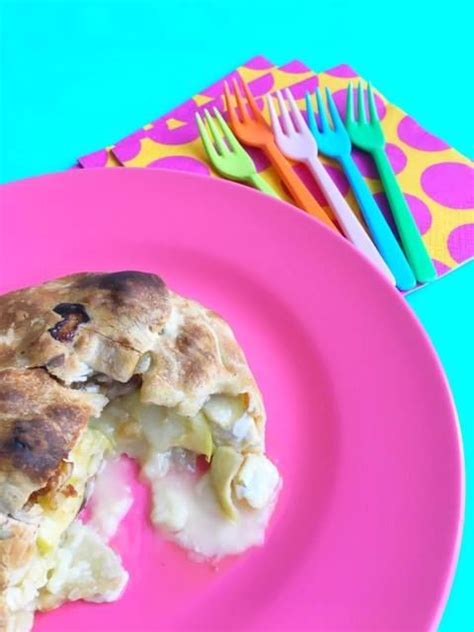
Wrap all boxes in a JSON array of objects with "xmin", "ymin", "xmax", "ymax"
[
  {"xmin": 305, "ymin": 88, "xmax": 416, "ymax": 291},
  {"xmin": 345, "ymin": 82, "xmax": 436, "ymax": 283}
]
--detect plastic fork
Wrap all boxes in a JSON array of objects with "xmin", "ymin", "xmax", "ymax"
[
  {"xmin": 305, "ymin": 88, "xmax": 416, "ymax": 291},
  {"xmin": 345, "ymin": 82, "xmax": 436, "ymax": 283},
  {"xmin": 267, "ymin": 89, "xmax": 395, "ymax": 285},
  {"xmin": 224, "ymin": 79, "xmax": 339, "ymax": 233},
  {"xmin": 196, "ymin": 108, "xmax": 278, "ymax": 197}
]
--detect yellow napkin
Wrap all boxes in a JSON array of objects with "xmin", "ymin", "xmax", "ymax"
[{"xmin": 78, "ymin": 58, "xmax": 473, "ymax": 273}]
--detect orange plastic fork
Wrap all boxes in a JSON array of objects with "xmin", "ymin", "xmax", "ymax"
[{"xmin": 224, "ymin": 79, "xmax": 338, "ymax": 233}]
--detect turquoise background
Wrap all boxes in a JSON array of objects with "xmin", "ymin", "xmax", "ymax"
[{"xmin": 1, "ymin": 0, "xmax": 472, "ymax": 628}]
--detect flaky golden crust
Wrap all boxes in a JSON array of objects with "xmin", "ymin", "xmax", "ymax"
[
  {"xmin": 0, "ymin": 514, "xmax": 37, "ymax": 632},
  {"xmin": 0, "ymin": 271, "xmax": 170, "ymax": 384},
  {"xmin": 140, "ymin": 292, "xmax": 263, "ymax": 419},
  {"xmin": 0, "ymin": 270, "xmax": 263, "ymax": 422},
  {"xmin": 0, "ymin": 369, "xmax": 99, "ymax": 515},
  {"xmin": 0, "ymin": 514, "xmax": 37, "ymax": 591}
]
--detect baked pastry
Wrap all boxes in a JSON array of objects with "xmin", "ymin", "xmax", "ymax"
[{"xmin": 0, "ymin": 271, "xmax": 280, "ymax": 631}]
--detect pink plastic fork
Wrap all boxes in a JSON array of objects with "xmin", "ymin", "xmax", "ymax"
[{"xmin": 267, "ymin": 89, "xmax": 395, "ymax": 285}]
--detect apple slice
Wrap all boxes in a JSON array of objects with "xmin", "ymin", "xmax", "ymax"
[{"xmin": 210, "ymin": 447, "xmax": 244, "ymax": 519}]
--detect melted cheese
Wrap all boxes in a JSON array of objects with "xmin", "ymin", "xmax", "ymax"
[
  {"xmin": 234, "ymin": 454, "xmax": 280, "ymax": 509},
  {"xmin": 9, "ymin": 392, "xmax": 280, "ymax": 630},
  {"xmin": 38, "ymin": 521, "xmax": 128, "ymax": 611},
  {"xmin": 87, "ymin": 459, "xmax": 133, "ymax": 541},
  {"xmin": 148, "ymin": 472, "xmax": 277, "ymax": 558}
]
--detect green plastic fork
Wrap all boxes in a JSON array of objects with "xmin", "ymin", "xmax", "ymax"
[
  {"xmin": 196, "ymin": 108, "xmax": 278, "ymax": 197},
  {"xmin": 345, "ymin": 82, "xmax": 436, "ymax": 283}
]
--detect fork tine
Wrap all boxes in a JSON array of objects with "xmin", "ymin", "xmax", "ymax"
[
  {"xmin": 266, "ymin": 94, "xmax": 282, "ymax": 135},
  {"xmin": 346, "ymin": 82, "xmax": 355, "ymax": 124},
  {"xmin": 284, "ymin": 88, "xmax": 307, "ymax": 132},
  {"xmin": 232, "ymin": 78, "xmax": 250, "ymax": 122},
  {"xmin": 357, "ymin": 81, "xmax": 367, "ymax": 124},
  {"xmin": 315, "ymin": 88, "xmax": 330, "ymax": 133},
  {"xmin": 325, "ymin": 87, "xmax": 344, "ymax": 130},
  {"xmin": 367, "ymin": 83, "xmax": 379, "ymax": 123},
  {"xmin": 212, "ymin": 107, "xmax": 241, "ymax": 152},
  {"xmin": 196, "ymin": 112, "xmax": 219, "ymax": 161},
  {"xmin": 204, "ymin": 109, "xmax": 228, "ymax": 155},
  {"xmin": 305, "ymin": 92, "xmax": 320, "ymax": 136},
  {"xmin": 223, "ymin": 81, "xmax": 239, "ymax": 128},
  {"xmin": 240, "ymin": 79, "xmax": 266, "ymax": 122},
  {"xmin": 276, "ymin": 90, "xmax": 294, "ymax": 134}
]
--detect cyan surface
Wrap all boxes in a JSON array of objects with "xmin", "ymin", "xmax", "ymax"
[{"xmin": 1, "ymin": 1, "xmax": 472, "ymax": 627}]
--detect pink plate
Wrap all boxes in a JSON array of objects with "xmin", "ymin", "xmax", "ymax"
[{"xmin": 0, "ymin": 169, "xmax": 464, "ymax": 631}]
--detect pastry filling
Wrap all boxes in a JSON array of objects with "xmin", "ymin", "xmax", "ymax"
[{"xmin": 4, "ymin": 383, "xmax": 281, "ymax": 625}]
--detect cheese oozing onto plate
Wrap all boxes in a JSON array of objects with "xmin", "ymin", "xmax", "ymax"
[{"xmin": 6, "ymin": 391, "xmax": 281, "ymax": 629}]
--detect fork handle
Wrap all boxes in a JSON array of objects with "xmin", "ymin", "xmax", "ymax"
[
  {"xmin": 372, "ymin": 148, "xmax": 436, "ymax": 283},
  {"xmin": 340, "ymin": 154, "xmax": 416, "ymax": 291},
  {"xmin": 247, "ymin": 173, "xmax": 280, "ymax": 198},
  {"xmin": 263, "ymin": 141, "xmax": 339, "ymax": 233},
  {"xmin": 306, "ymin": 155, "xmax": 395, "ymax": 285}
]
